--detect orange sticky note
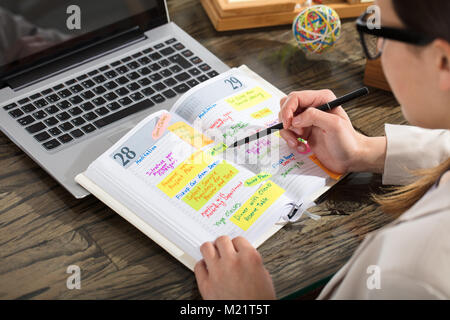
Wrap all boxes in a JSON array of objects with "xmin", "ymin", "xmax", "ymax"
[{"xmin": 309, "ymin": 154, "xmax": 342, "ymax": 180}]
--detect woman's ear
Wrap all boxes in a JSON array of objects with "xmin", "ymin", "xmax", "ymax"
[{"xmin": 433, "ymin": 39, "xmax": 450, "ymax": 91}]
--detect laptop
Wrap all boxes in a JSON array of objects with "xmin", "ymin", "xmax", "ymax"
[{"xmin": 0, "ymin": 0, "xmax": 229, "ymax": 199}]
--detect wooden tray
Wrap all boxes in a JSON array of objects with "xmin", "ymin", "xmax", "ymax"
[{"xmin": 201, "ymin": 0, "xmax": 373, "ymax": 31}]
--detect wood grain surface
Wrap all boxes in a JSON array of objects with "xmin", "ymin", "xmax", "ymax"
[{"xmin": 0, "ymin": 0, "xmax": 406, "ymax": 299}]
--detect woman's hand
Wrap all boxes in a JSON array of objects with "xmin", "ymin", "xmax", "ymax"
[
  {"xmin": 278, "ymin": 89, "xmax": 386, "ymax": 174},
  {"xmin": 194, "ymin": 236, "xmax": 276, "ymax": 300}
]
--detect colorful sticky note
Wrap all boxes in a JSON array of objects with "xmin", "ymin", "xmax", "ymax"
[
  {"xmin": 250, "ymin": 107, "xmax": 273, "ymax": 119},
  {"xmin": 157, "ymin": 151, "xmax": 212, "ymax": 198},
  {"xmin": 168, "ymin": 121, "xmax": 213, "ymax": 149},
  {"xmin": 231, "ymin": 181, "xmax": 284, "ymax": 231},
  {"xmin": 226, "ymin": 87, "xmax": 272, "ymax": 111},
  {"xmin": 309, "ymin": 154, "xmax": 342, "ymax": 180},
  {"xmin": 183, "ymin": 161, "xmax": 239, "ymax": 211},
  {"xmin": 152, "ymin": 113, "xmax": 171, "ymax": 139},
  {"xmin": 244, "ymin": 172, "xmax": 272, "ymax": 187}
]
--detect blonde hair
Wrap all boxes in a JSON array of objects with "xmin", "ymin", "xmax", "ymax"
[{"xmin": 372, "ymin": 157, "xmax": 450, "ymax": 216}]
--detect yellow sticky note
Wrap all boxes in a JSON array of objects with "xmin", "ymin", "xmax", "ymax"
[
  {"xmin": 226, "ymin": 87, "xmax": 272, "ymax": 111},
  {"xmin": 168, "ymin": 121, "xmax": 213, "ymax": 149},
  {"xmin": 244, "ymin": 172, "xmax": 272, "ymax": 187},
  {"xmin": 183, "ymin": 161, "xmax": 238, "ymax": 211},
  {"xmin": 158, "ymin": 151, "xmax": 212, "ymax": 198},
  {"xmin": 208, "ymin": 143, "xmax": 228, "ymax": 157},
  {"xmin": 309, "ymin": 154, "xmax": 343, "ymax": 180},
  {"xmin": 250, "ymin": 107, "xmax": 273, "ymax": 119},
  {"xmin": 231, "ymin": 181, "xmax": 284, "ymax": 231}
]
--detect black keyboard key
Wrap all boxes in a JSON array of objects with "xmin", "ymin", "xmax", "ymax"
[
  {"xmin": 199, "ymin": 63, "xmax": 211, "ymax": 72},
  {"xmin": 93, "ymin": 75, "xmax": 107, "ymax": 83},
  {"xmin": 160, "ymin": 69, "xmax": 172, "ymax": 77},
  {"xmin": 188, "ymin": 68, "xmax": 201, "ymax": 76},
  {"xmin": 21, "ymin": 104, "xmax": 36, "ymax": 113},
  {"xmin": 165, "ymin": 38, "xmax": 177, "ymax": 45},
  {"xmin": 104, "ymin": 81, "xmax": 118, "ymax": 90},
  {"xmin": 93, "ymin": 99, "xmax": 155, "ymax": 128},
  {"xmin": 81, "ymin": 90, "xmax": 95, "ymax": 100},
  {"xmin": 154, "ymin": 43, "xmax": 164, "ymax": 49},
  {"xmin": 149, "ymin": 73, "xmax": 162, "ymax": 82},
  {"xmin": 59, "ymin": 122, "xmax": 74, "ymax": 132},
  {"xmin": 138, "ymin": 78, "xmax": 151, "ymax": 86},
  {"xmin": 111, "ymin": 60, "xmax": 122, "ymax": 67},
  {"xmin": 30, "ymin": 93, "xmax": 42, "ymax": 100},
  {"xmin": 34, "ymin": 131, "xmax": 51, "ymax": 142},
  {"xmin": 106, "ymin": 102, "xmax": 121, "ymax": 111},
  {"xmin": 87, "ymin": 70, "xmax": 98, "ymax": 76},
  {"xmin": 181, "ymin": 49, "xmax": 193, "ymax": 57},
  {"xmin": 95, "ymin": 107, "xmax": 110, "ymax": 116},
  {"xmin": 173, "ymin": 43, "xmax": 185, "ymax": 50},
  {"xmin": 152, "ymin": 82, "xmax": 166, "ymax": 91},
  {"xmin": 43, "ymin": 139, "xmax": 61, "ymax": 150},
  {"xmin": 116, "ymin": 76, "xmax": 129, "ymax": 85},
  {"xmin": 149, "ymin": 63, "xmax": 161, "ymax": 71},
  {"xmin": 92, "ymin": 97, "xmax": 106, "ymax": 106},
  {"xmin": 121, "ymin": 56, "xmax": 132, "ymax": 63},
  {"xmin": 116, "ymin": 66, "xmax": 129, "ymax": 74},
  {"xmin": 71, "ymin": 117, "xmax": 86, "ymax": 126},
  {"xmin": 142, "ymin": 47, "xmax": 153, "ymax": 54},
  {"xmin": 127, "ymin": 72, "xmax": 140, "ymax": 80},
  {"xmin": 115, "ymin": 87, "xmax": 130, "ymax": 96},
  {"xmin": 168, "ymin": 54, "xmax": 192, "ymax": 69},
  {"xmin": 187, "ymin": 79, "xmax": 200, "ymax": 87},
  {"xmin": 81, "ymin": 79, "xmax": 96, "ymax": 88},
  {"xmin": 126, "ymin": 82, "xmax": 141, "ymax": 91},
  {"xmin": 127, "ymin": 61, "xmax": 140, "ymax": 70},
  {"xmin": 71, "ymin": 129, "xmax": 84, "ymax": 139},
  {"xmin": 83, "ymin": 112, "xmax": 98, "ymax": 121},
  {"xmin": 58, "ymin": 134, "xmax": 73, "ymax": 144},
  {"xmin": 18, "ymin": 98, "xmax": 30, "ymax": 105},
  {"xmin": 159, "ymin": 59, "xmax": 171, "ymax": 67},
  {"xmin": 42, "ymin": 88, "xmax": 53, "ymax": 95},
  {"xmin": 105, "ymin": 70, "xmax": 118, "ymax": 79},
  {"xmin": 44, "ymin": 117, "xmax": 59, "ymax": 126},
  {"xmin": 93, "ymin": 86, "xmax": 107, "ymax": 95},
  {"xmin": 130, "ymin": 92, "xmax": 144, "ymax": 101},
  {"xmin": 69, "ymin": 95, "xmax": 83, "ymax": 105},
  {"xmin": 64, "ymin": 79, "xmax": 76, "ymax": 86},
  {"xmin": 132, "ymin": 52, "xmax": 142, "ymax": 58},
  {"xmin": 52, "ymin": 84, "xmax": 64, "ymax": 91},
  {"xmin": 81, "ymin": 124, "xmax": 96, "ymax": 133},
  {"xmin": 68, "ymin": 107, "xmax": 83, "ymax": 116},
  {"xmin": 57, "ymin": 89, "xmax": 72, "ymax": 99},
  {"xmin": 49, "ymin": 127, "xmax": 62, "ymax": 136},
  {"xmin": 207, "ymin": 70, "xmax": 219, "ymax": 78},
  {"xmin": 138, "ymin": 67, "xmax": 151, "ymax": 76},
  {"xmin": 169, "ymin": 65, "xmax": 182, "ymax": 73},
  {"xmin": 138, "ymin": 57, "xmax": 151, "ymax": 65},
  {"xmin": 33, "ymin": 110, "xmax": 47, "ymax": 120},
  {"xmin": 26, "ymin": 122, "xmax": 46, "ymax": 134},
  {"xmin": 162, "ymin": 89, "xmax": 176, "ymax": 99},
  {"xmin": 197, "ymin": 75, "xmax": 209, "ymax": 82},
  {"xmin": 163, "ymin": 78, "xmax": 177, "ymax": 87},
  {"xmin": 173, "ymin": 83, "xmax": 190, "ymax": 94},
  {"xmin": 151, "ymin": 94, "xmax": 165, "ymax": 104},
  {"xmin": 99, "ymin": 65, "xmax": 110, "ymax": 72},
  {"xmin": 34, "ymin": 99, "xmax": 48, "ymax": 108},
  {"xmin": 17, "ymin": 115, "xmax": 35, "ymax": 126},
  {"xmin": 69, "ymin": 84, "xmax": 84, "ymax": 93},
  {"xmin": 174, "ymin": 72, "xmax": 191, "ymax": 82},
  {"xmin": 161, "ymin": 47, "xmax": 175, "ymax": 56},
  {"xmin": 56, "ymin": 112, "xmax": 71, "ymax": 121},
  {"xmin": 104, "ymin": 92, "xmax": 118, "ymax": 101},
  {"xmin": 45, "ymin": 105, "xmax": 59, "ymax": 114},
  {"xmin": 4, "ymin": 103, "xmax": 17, "ymax": 110},
  {"xmin": 77, "ymin": 74, "xmax": 88, "ymax": 81},
  {"xmin": 150, "ymin": 52, "xmax": 162, "ymax": 60},
  {"xmin": 57, "ymin": 100, "xmax": 72, "ymax": 110},
  {"xmin": 141, "ymin": 87, "xmax": 155, "ymax": 96},
  {"xmin": 118, "ymin": 97, "xmax": 133, "ymax": 106},
  {"xmin": 190, "ymin": 56, "xmax": 202, "ymax": 64}
]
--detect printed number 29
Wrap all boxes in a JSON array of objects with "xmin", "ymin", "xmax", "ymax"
[
  {"xmin": 114, "ymin": 147, "xmax": 136, "ymax": 167},
  {"xmin": 224, "ymin": 76, "xmax": 242, "ymax": 90}
]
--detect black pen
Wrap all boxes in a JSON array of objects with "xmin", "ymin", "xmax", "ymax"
[{"xmin": 228, "ymin": 87, "xmax": 369, "ymax": 148}]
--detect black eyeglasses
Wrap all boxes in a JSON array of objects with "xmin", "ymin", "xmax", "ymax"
[{"xmin": 356, "ymin": 11, "xmax": 435, "ymax": 60}]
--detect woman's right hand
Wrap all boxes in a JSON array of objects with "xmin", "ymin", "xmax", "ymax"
[{"xmin": 278, "ymin": 89, "xmax": 386, "ymax": 174}]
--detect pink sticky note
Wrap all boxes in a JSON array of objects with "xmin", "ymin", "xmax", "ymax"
[{"xmin": 152, "ymin": 113, "xmax": 171, "ymax": 139}]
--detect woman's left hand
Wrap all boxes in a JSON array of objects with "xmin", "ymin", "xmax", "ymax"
[{"xmin": 194, "ymin": 236, "xmax": 276, "ymax": 300}]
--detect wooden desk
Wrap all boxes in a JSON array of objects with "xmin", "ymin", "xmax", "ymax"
[{"xmin": 0, "ymin": 0, "xmax": 406, "ymax": 299}]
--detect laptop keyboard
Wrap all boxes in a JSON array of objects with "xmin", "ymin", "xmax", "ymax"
[{"xmin": 2, "ymin": 37, "xmax": 219, "ymax": 152}]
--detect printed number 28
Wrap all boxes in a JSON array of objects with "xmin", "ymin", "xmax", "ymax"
[
  {"xmin": 114, "ymin": 147, "xmax": 136, "ymax": 167},
  {"xmin": 224, "ymin": 76, "xmax": 242, "ymax": 90}
]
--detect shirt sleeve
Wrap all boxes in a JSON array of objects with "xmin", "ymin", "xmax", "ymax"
[{"xmin": 383, "ymin": 124, "xmax": 450, "ymax": 185}]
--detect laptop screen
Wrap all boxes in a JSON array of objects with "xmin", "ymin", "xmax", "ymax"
[{"xmin": 0, "ymin": 0, "xmax": 168, "ymax": 79}]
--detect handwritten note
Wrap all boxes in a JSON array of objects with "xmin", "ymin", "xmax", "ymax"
[
  {"xmin": 309, "ymin": 154, "xmax": 342, "ymax": 180},
  {"xmin": 244, "ymin": 172, "xmax": 272, "ymax": 187},
  {"xmin": 157, "ymin": 151, "xmax": 212, "ymax": 198},
  {"xmin": 208, "ymin": 143, "xmax": 228, "ymax": 157},
  {"xmin": 182, "ymin": 161, "xmax": 239, "ymax": 211},
  {"xmin": 226, "ymin": 86, "xmax": 272, "ymax": 111},
  {"xmin": 250, "ymin": 107, "xmax": 273, "ymax": 119},
  {"xmin": 231, "ymin": 181, "xmax": 284, "ymax": 231},
  {"xmin": 168, "ymin": 121, "xmax": 213, "ymax": 149}
]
